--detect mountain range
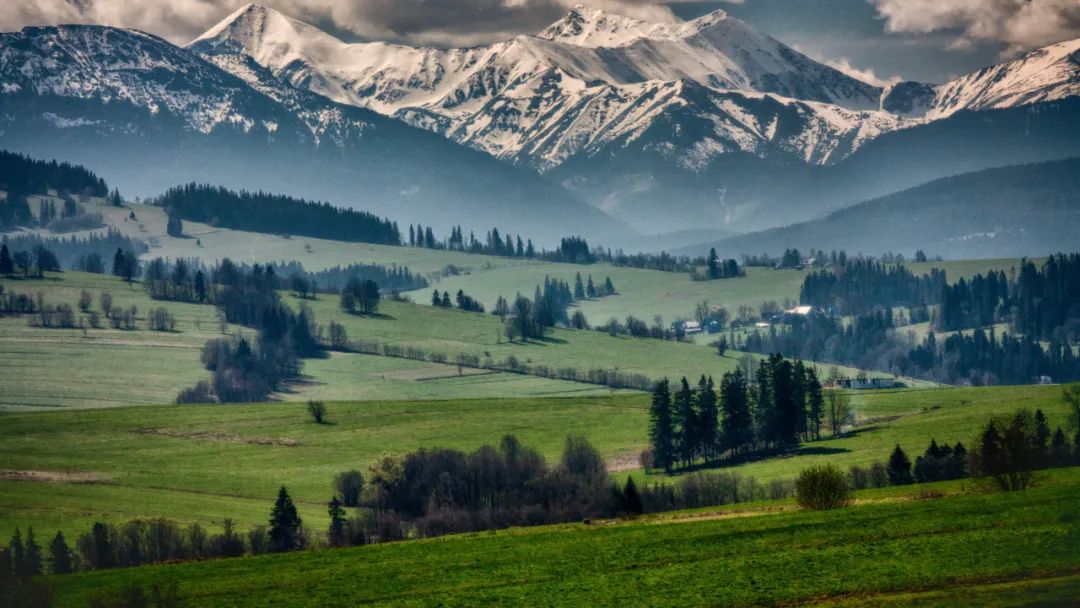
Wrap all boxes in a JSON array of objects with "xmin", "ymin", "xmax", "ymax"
[
  {"xmin": 674, "ymin": 157, "xmax": 1080, "ymax": 260},
  {"xmin": 1, "ymin": 3, "xmax": 1079, "ymax": 249}
]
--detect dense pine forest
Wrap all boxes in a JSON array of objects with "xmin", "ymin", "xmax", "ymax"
[
  {"xmin": 155, "ymin": 183, "xmax": 401, "ymax": 245},
  {"xmin": 0, "ymin": 151, "xmax": 108, "ymax": 199},
  {"xmin": 741, "ymin": 254, "xmax": 1080, "ymax": 385}
]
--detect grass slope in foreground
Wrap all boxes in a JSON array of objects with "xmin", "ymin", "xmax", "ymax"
[
  {"xmin": 49, "ymin": 468, "xmax": 1080, "ymax": 606},
  {"xmin": 0, "ymin": 384, "xmax": 1071, "ymax": 541}
]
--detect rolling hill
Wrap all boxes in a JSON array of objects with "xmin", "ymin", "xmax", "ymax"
[{"xmin": 676, "ymin": 157, "xmax": 1080, "ymax": 259}]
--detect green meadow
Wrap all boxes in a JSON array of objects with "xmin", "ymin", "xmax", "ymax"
[
  {"xmin": 0, "ymin": 383, "xmax": 1072, "ymax": 543},
  {"xmin": 45, "ymin": 467, "xmax": 1080, "ymax": 607}
]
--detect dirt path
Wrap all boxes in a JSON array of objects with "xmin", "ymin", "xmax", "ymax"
[{"xmin": 0, "ymin": 469, "xmax": 108, "ymax": 483}]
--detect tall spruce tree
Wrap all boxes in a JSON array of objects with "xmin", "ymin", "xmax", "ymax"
[
  {"xmin": 887, "ymin": 444, "xmax": 914, "ymax": 485},
  {"xmin": 806, "ymin": 367, "xmax": 824, "ymax": 440},
  {"xmin": 674, "ymin": 377, "xmax": 696, "ymax": 467},
  {"xmin": 0, "ymin": 244, "xmax": 12, "ymax": 275},
  {"xmin": 49, "ymin": 531, "xmax": 73, "ymax": 574},
  {"xmin": 622, "ymin": 476, "xmax": 643, "ymax": 515},
  {"xmin": 328, "ymin": 496, "xmax": 347, "ymax": 547},
  {"xmin": 696, "ymin": 376, "xmax": 719, "ymax": 461},
  {"xmin": 648, "ymin": 379, "xmax": 675, "ymax": 472},
  {"xmin": 21, "ymin": 528, "xmax": 41, "ymax": 577},
  {"xmin": 721, "ymin": 369, "xmax": 754, "ymax": 456},
  {"xmin": 269, "ymin": 486, "xmax": 303, "ymax": 552}
]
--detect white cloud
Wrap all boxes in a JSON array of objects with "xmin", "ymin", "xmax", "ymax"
[
  {"xmin": 871, "ymin": 0, "xmax": 1080, "ymax": 55},
  {"xmin": 821, "ymin": 56, "xmax": 902, "ymax": 88},
  {"xmin": 0, "ymin": 1, "xmax": 737, "ymax": 46}
]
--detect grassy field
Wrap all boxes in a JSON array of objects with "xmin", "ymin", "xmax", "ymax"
[
  {"xmin": 13, "ymin": 270, "xmax": 903, "ymax": 411},
  {"xmin": 0, "ymin": 383, "xmax": 1072, "ymax": 543},
  {"xmin": 0, "ymin": 272, "xmax": 627, "ymax": 410},
  {"xmin": 0, "ymin": 395, "xmax": 650, "ymax": 539},
  {"xmin": 45, "ymin": 467, "xmax": 1080, "ymax": 607},
  {"xmin": 21, "ymin": 197, "xmax": 1034, "ymax": 328}
]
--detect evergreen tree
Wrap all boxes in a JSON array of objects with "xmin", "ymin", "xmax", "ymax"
[
  {"xmin": 806, "ymin": 368, "xmax": 824, "ymax": 440},
  {"xmin": 9, "ymin": 529, "xmax": 24, "ymax": 576},
  {"xmin": 887, "ymin": 444, "xmax": 914, "ymax": 485},
  {"xmin": 166, "ymin": 211, "xmax": 183, "ymax": 237},
  {"xmin": 49, "ymin": 531, "xmax": 73, "ymax": 574},
  {"xmin": 194, "ymin": 270, "xmax": 207, "ymax": 302},
  {"xmin": 441, "ymin": 291, "xmax": 451, "ymax": 307},
  {"xmin": 1050, "ymin": 427, "xmax": 1070, "ymax": 467},
  {"xmin": 586, "ymin": 275, "xmax": 597, "ymax": 298},
  {"xmin": 696, "ymin": 376, "xmax": 719, "ymax": 461},
  {"xmin": 674, "ymin": 377, "xmax": 696, "ymax": 467},
  {"xmin": 525, "ymin": 239, "xmax": 535, "ymax": 258},
  {"xmin": 327, "ymin": 496, "xmax": 347, "ymax": 547},
  {"xmin": 0, "ymin": 244, "xmax": 12, "ymax": 275},
  {"xmin": 707, "ymin": 247, "xmax": 720, "ymax": 280},
  {"xmin": 604, "ymin": 276, "xmax": 615, "ymax": 295},
  {"xmin": 720, "ymin": 369, "xmax": 753, "ymax": 456},
  {"xmin": 648, "ymin": 379, "xmax": 675, "ymax": 472},
  {"xmin": 269, "ymin": 486, "xmax": 303, "ymax": 552},
  {"xmin": 574, "ymin": 273, "xmax": 585, "ymax": 300},
  {"xmin": 622, "ymin": 476, "xmax": 643, "ymax": 515},
  {"xmin": 408, "ymin": 224, "xmax": 415, "ymax": 246},
  {"xmin": 21, "ymin": 528, "xmax": 41, "ymax": 577},
  {"xmin": 432, "ymin": 289, "xmax": 442, "ymax": 307},
  {"xmin": 91, "ymin": 522, "xmax": 113, "ymax": 569},
  {"xmin": 1035, "ymin": 409, "xmax": 1051, "ymax": 461}
]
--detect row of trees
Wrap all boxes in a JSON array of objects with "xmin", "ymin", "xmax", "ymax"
[
  {"xmin": 647, "ymin": 356, "xmax": 844, "ymax": 472},
  {"xmin": 1, "ymin": 229, "xmax": 146, "ymax": 273},
  {"xmin": 0, "ymin": 243, "xmax": 60, "ymax": 278}
]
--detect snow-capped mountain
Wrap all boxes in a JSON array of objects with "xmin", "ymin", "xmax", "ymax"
[
  {"xmin": 188, "ymin": 3, "xmax": 893, "ymax": 171},
  {"xmin": 0, "ymin": 24, "xmax": 625, "ymax": 243},
  {"xmin": 182, "ymin": 3, "xmax": 1080, "ymax": 235},
  {"xmin": 927, "ymin": 38, "xmax": 1080, "ymax": 119},
  {"xmin": 3, "ymin": 4, "xmax": 1078, "ymax": 239}
]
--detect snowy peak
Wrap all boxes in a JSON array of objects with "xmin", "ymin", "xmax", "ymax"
[
  {"xmin": 537, "ymin": 5, "xmax": 680, "ymax": 47},
  {"xmin": 928, "ymin": 38, "xmax": 1080, "ymax": 119},
  {"xmin": 188, "ymin": 2, "xmax": 335, "ymax": 57}
]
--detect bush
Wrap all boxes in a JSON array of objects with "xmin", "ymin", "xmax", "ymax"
[
  {"xmin": 175, "ymin": 381, "xmax": 213, "ymax": 405},
  {"xmin": 334, "ymin": 470, "xmax": 364, "ymax": 507},
  {"xmin": 308, "ymin": 401, "xmax": 327, "ymax": 424},
  {"xmin": 796, "ymin": 464, "xmax": 852, "ymax": 510}
]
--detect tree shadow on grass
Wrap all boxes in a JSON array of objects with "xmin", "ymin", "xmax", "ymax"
[
  {"xmin": 668, "ymin": 444, "xmax": 853, "ymax": 474},
  {"xmin": 349, "ymin": 311, "xmax": 396, "ymax": 321}
]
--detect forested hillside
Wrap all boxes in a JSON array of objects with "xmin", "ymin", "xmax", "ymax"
[{"xmin": 682, "ymin": 157, "xmax": 1080, "ymax": 259}]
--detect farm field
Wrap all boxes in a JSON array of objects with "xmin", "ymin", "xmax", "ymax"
[
  {"xmin": 0, "ymin": 383, "xmax": 1071, "ymax": 543},
  {"xmin": 46, "ymin": 467, "xmax": 1080, "ymax": 607}
]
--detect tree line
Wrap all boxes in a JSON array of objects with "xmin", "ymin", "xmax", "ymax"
[
  {"xmin": 0, "ymin": 230, "xmax": 146, "ymax": 274},
  {"xmin": 155, "ymin": 183, "xmax": 401, "ymax": 246},
  {"xmin": 800, "ymin": 258, "xmax": 945, "ymax": 316}
]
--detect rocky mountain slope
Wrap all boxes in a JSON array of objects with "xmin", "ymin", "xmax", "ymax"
[{"xmin": 0, "ymin": 24, "xmax": 625, "ymax": 244}]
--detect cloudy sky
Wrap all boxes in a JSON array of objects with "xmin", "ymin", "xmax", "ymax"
[{"xmin": 3, "ymin": 0, "xmax": 1079, "ymax": 83}]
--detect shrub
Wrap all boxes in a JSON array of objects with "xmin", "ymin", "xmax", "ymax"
[
  {"xmin": 175, "ymin": 381, "xmax": 213, "ymax": 405},
  {"xmin": 796, "ymin": 464, "xmax": 852, "ymax": 510},
  {"xmin": 334, "ymin": 470, "xmax": 364, "ymax": 507},
  {"xmin": 308, "ymin": 401, "xmax": 327, "ymax": 424}
]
